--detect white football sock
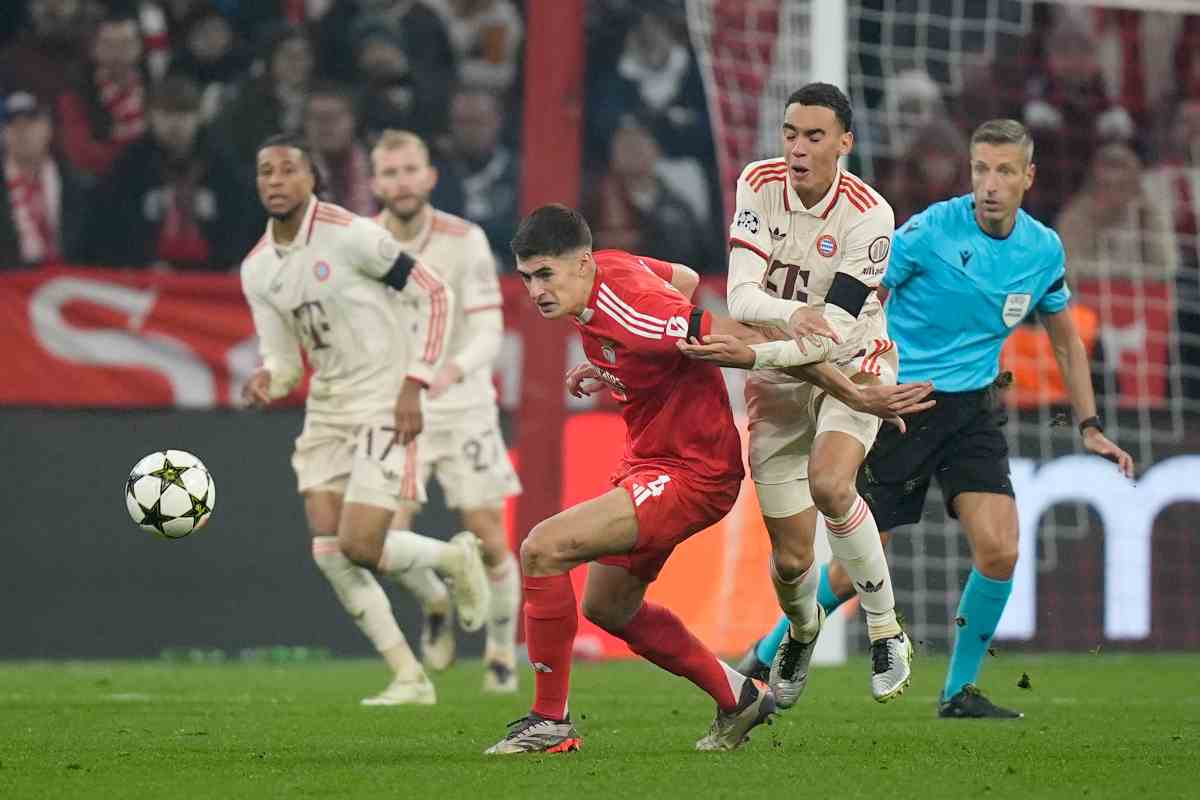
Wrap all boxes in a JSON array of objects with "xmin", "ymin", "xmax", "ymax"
[
  {"xmin": 770, "ymin": 554, "xmax": 821, "ymax": 642},
  {"xmin": 311, "ymin": 537, "xmax": 421, "ymax": 678},
  {"xmin": 378, "ymin": 529, "xmax": 454, "ymax": 580},
  {"xmin": 485, "ymin": 552, "xmax": 520, "ymax": 657},
  {"xmin": 397, "ymin": 567, "xmax": 451, "ymax": 613},
  {"xmin": 822, "ymin": 498, "xmax": 901, "ymax": 641}
]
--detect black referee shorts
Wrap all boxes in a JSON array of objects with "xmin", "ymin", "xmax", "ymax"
[{"xmin": 856, "ymin": 386, "xmax": 1014, "ymax": 531}]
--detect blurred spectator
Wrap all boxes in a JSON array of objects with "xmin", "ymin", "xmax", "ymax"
[
  {"xmin": 1019, "ymin": 13, "xmax": 1130, "ymax": 225},
  {"xmin": 585, "ymin": 115, "xmax": 710, "ymax": 270},
  {"xmin": 0, "ymin": 91, "xmax": 87, "ymax": 267},
  {"xmin": 439, "ymin": 86, "xmax": 517, "ymax": 267},
  {"xmin": 166, "ymin": 4, "xmax": 251, "ymax": 122},
  {"xmin": 429, "ymin": 0, "xmax": 523, "ymax": 93},
  {"xmin": 304, "ymin": 82, "xmax": 374, "ymax": 216},
  {"xmin": 57, "ymin": 9, "xmax": 148, "ymax": 179},
  {"xmin": 586, "ymin": 6, "xmax": 712, "ymax": 168},
  {"xmin": 885, "ymin": 116, "xmax": 969, "ymax": 226},
  {"xmin": 82, "ymin": 75, "xmax": 251, "ymax": 270},
  {"xmin": 0, "ymin": 0, "xmax": 94, "ymax": 102},
  {"xmin": 864, "ymin": 68, "xmax": 946, "ymax": 183},
  {"xmin": 317, "ymin": 0, "xmax": 457, "ymax": 90},
  {"xmin": 351, "ymin": 19, "xmax": 448, "ymax": 141},
  {"xmin": 1056, "ymin": 141, "xmax": 1177, "ymax": 282},
  {"xmin": 212, "ymin": 23, "xmax": 314, "ymax": 165},
  {"xmin": 1145, "ymin": 99, "xmax": 1200, "ymax": 400}
]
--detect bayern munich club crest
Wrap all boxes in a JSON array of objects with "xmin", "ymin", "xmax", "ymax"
[
  {"xmin": 314, "ymin": 260, "xmax": 332, "ymax": 281},
  {"xmin": 816, "ymin": 235, "xmax": 838, "ymax": 258}
]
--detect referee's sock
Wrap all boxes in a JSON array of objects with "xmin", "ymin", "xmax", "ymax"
[
  {"xmin": 944, "ymin": 568, "xmax": 1012, "ymax": 700},
  {"xmin": 754, "ymin": 564, "xmax": 848, "ymax": 664}
]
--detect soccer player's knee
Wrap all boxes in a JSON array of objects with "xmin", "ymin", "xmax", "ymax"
[
  {"xmin": 338, "ymin": 535, "xmax": 379, "ymax": 570},
  {"xmin": 519, "ymin": 526, "xmax": 560, "ymax": 575},
  {"xmin": 809, "ymin": 472, "xmax": 856, "ymax": 517},
  {"xmin": 772, "ymin": 545, "xmax": 814, "ymax": 581},
  {"xmin": 976, "ymin": 529, "xmax": 1019, "ymax": 579}
]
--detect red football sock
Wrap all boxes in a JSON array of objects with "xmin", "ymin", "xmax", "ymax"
[
  {"xmin": 523, "ymin": 573, "xmax": 578, "ymax": 720},
  {"xmin": 616, "ymin": 602, "xmax": 742, "ymax": 712}
]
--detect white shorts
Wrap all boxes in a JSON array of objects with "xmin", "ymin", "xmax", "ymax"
[
  {"xmin": 408, "ymin": 411, "xmax": 522, "ymax": 510},
  {"xmin": 291, "ymin": 415, "xmax": 425, "ymax": 511},
  {"xmin": 749, "ymin": 342, "xmax": 897, "ymax": 518}
]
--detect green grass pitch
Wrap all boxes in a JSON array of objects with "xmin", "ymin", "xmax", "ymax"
[{"xmin": 1, "ymin": 654, "xmax": 1197, "ymax": 799}]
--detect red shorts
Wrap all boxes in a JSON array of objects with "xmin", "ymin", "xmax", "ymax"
[{"xmin": 597, "ymin": 468, "xmax": 742, "ymax": 582}]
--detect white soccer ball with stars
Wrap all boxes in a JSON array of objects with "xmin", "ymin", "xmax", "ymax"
[{"xmin": 125, "ymin": 450, "xmax": 215, "ymax": 539}]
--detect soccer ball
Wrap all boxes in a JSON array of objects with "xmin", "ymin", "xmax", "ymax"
[{"xmin": 124, "ymin": 450, "xmax": 215, "ymax": 539}]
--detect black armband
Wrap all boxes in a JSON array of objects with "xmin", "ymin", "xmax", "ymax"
[
  {"xmin": 1078, "ymin": 415, "xmax": 1104, "ymax": 436},
  {"xmin": 826, "ymin": 272, "xmax": 873, "ymax": 317},
  {"xmin": 1046, "ymin": 276, "xmax": 1065, "ymax": 294},
  {"xmin": 382, "ymin": 252, "xmax": 416, "ymax": 291},
  {"xmin": 687, "ymin": 307, "xmax": 706, "ymax": 341}
]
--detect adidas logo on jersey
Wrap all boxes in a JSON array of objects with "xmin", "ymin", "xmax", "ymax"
[
  {"xmin": 769, "ymin": 226, "xmax": 786, "ymax": 241},
  {"xmin": 857, "ymin": 579, "xmax": 884, "ymax": 593}
]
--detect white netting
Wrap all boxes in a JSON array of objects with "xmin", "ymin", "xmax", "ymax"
[{"xmin": 687, "ymin": 0, "xmax": 1200, "ymax": 651}]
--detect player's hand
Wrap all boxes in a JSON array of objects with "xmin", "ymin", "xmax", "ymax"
[
  {"xmin": 242, "ymin": 368, "xmax": 273, "ymax": 408},
  {"xmin": 427, "ymin": 362, "xmax": 463, "ymax": 399},
  {"xmin": 853, "ymin": 381, "xmax": 935, "ymax": 433},
  {"xmin": 676, "ymin": 334, "xmax": 755, "ymax": 368},
  {"xmin": 788, "ymin": 306, "xmax": 841, "ymax": 348},
  {"xmin": 394, "ymin": 379, "xmax": 424, "ymax": 444},
  {"xmin": 565, "ymin": 362, "xmax": 606, "ymax": 398},
  {"xmin": 1083, "ymin": 429, "xmax": 1135, "ymax": 479}
]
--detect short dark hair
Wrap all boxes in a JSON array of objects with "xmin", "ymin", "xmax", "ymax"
[
  {"xmin": 785, "ymin": 82, "xmax": 853, "ymax": 132},
  {"xmin": 256, "ymin": 132, "xmax": 323, "ymax": 194},
  {"xmin": 510, "ymin": 204, "xmax": 593, "ymax": 261},
  {"xmin": 970, "ymin": 118, "xmax": 1034, "ymax": 164}
]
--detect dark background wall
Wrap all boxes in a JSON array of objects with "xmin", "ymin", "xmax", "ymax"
[{"xmin": 0, "ymin": 409, "xmax": 474, "ymax": 659}]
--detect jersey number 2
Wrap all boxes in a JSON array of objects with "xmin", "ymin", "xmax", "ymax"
[{"xmin": 764, "ymin": 262, "xmax": 811, "ymax": 302}]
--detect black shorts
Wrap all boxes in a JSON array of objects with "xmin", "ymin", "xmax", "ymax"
[{"xmin": 856, "ymin": 387, "xmax": 1013, "ymax": 531}]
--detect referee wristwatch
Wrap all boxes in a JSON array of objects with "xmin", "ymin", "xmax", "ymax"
[{"xmin": 1078, "ymin": 415, "xmax": 1104, "ymax": 436}]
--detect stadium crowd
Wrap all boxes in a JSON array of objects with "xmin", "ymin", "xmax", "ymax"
[{"xmin": 0, "ymin": 0, "xmax": 1197, "ymax": 397}]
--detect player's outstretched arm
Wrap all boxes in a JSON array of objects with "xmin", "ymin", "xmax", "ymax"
[{"xmin": 1041, "ymin": 307, "xmax": 1135, "ymax": 477}]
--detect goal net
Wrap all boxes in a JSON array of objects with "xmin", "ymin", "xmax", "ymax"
[{"xmin": 686, "ymin": 0, "xmax": 1200, "ymax": 652}]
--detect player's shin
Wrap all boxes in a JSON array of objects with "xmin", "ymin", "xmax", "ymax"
[
  {"xmin": 616, "ymin": 602, "xmax": 744, "ymax": 712},
  {"xmin": 312, "ymin": 537, "xmax": 421, "ymax": 679},
  {"xmin": 770, "ymin": 554, "xmax": 821, "ymax": 641},
  {"xmin": 523, "ymin": 573, "xmax": 578, "ymax": 720},
  {"xmin": 822, "ymin": 500, "xmax": 902, "ymax": 641},
  {"xmin": 396, "ymin": 567, "xmax": 450, "ymax": 612},
  {"xmin": 379, "ymin": 529, "xmax": 452, "ymax": 576},
  {"xmin": 486, "ymin": 552, "xmax": 520, "ymax": 655}
]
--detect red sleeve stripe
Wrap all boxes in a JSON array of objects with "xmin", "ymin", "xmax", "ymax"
[
  {"xmin": 862, "ymin": 338, "xmax": 893, "ymax": 376},
  {"xmin": 840, "ymin": 174, "xmax": 879, "ymax": 208},
  {"xmin": 750, "ymin": 168, "xmax": 788, "ymax": 192},
  {"xmin": 729, "ymin": 237, "xmax": 770, "ymax": 262},
  {"xmin": 465, "ymin": 303, "xmax": 502, "ymax": 314},
  {"xmin": 745, "ymin": 159, "xmax": 786, "ymax": 184},
  {"xmin": 412, "ymin": 264, "xmax": 449, "ymax": 364}
]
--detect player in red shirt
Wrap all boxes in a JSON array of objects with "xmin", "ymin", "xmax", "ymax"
[{"xmin": 486, "ymin": 205, "xmax": 932, "ymax": 755}]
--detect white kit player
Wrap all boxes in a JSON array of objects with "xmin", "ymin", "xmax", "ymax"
[
  {"xmin": 240, "ymin": 134, "xmax": 490, "ymax": 707},
  {"xmin": 370, "ymin": 130, "xmax": 523, "ymax": 693},
  {"xmin": 718, "ymin": 83, "xmax": 914, "ymax": 706}
]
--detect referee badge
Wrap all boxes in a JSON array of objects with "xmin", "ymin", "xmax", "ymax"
[{"xmin": 1002, "ymin": 293, "xmax": 1032, "ymax": 327}]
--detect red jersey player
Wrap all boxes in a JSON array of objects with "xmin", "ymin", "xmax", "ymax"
[{"xmin": 485, "ymin": 205, "xmax": 931, "ymax": 755}]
